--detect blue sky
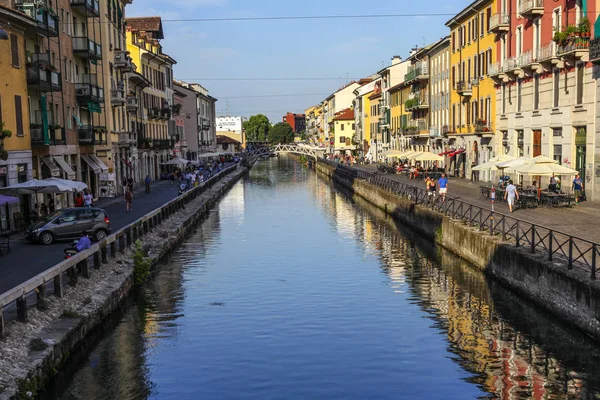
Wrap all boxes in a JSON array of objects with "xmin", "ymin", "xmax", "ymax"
[{"xmin": 128, "ymin": 0, "xmax": 462, "ymax": 123}]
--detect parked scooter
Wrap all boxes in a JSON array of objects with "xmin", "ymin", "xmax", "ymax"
[
  {"xmin": 178, "ymin": 183, "xmax": 189, "ymax": 196},
  {"xmin": 64, "ymin": 240, "xmax": 79, "ymax": 259}
]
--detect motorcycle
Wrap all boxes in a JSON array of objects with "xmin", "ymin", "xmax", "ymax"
[{"xmin": 64, "ymin": 240, "xmax": 79, "ymax": 259}]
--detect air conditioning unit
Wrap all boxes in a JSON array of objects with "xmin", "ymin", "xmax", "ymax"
[{"xmin": 77, "ymin": 87, "xmax": 91, "ymax": 96}]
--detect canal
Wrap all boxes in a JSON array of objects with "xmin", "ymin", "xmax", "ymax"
[{"xmin": 47, "ymin": 157, "xmax": 600, "ymax": 399}]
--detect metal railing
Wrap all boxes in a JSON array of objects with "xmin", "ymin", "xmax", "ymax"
[
  {"xmin": 519, "ymin": 0, "xmax": 543, "ymax": 14},
  {"xmin": 322, "ymin": 161, "xmax": 600, "ymax": 280},
  {"xmin": 0, "ymin": 164, "xmax": 239, "ymax": 337},
  {"xmin": 536, "ymin": 42, "xmax": 556, "ymax": 61},
  {"xmin": 489, "ymin": 13, "xmax": 510, "ymax": 31}
]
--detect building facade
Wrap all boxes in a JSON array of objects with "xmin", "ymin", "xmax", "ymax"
[
  {"xmin": 330, "ymin": 108, "xmax": 355, "ymax": 154},
  {"xmin": 282, "ymin": 112, "xmax": 306, "ymax": 133},
  {"xmin": 447, "ymin": 0, "xmax": 497, "ymax": 179},
  {"xmin": 216, "ymin": 116, "xmax": 244, "ymax": 148},
  {"xmin": 428, "ymin": 36, "xmax": 451, "ymax": 152}
]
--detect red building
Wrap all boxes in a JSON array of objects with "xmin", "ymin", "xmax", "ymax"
[{"xmin": 282, "ymin": 112, "xmax": 306, "ymax": 133}]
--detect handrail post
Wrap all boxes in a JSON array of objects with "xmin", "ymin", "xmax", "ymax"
[
  {"xmin": 36, "ymin": 283, "xmax": 47, "ymax": 310},
  {"xmin": 54, "ymin": 274, "xmax": 64, "ymax": 297},
  {"xmin": 16, "ymin": 293, "xmax": 28, "ymax": 322},
  {"xmin": 531, "ymin": 225, "xmax": 536, "ymax": 253},
  {"xmin": 515, "ymin": 220, "xmax": 520, "ymax": 247},
  {"xmin": 0, "ymin": 306, "xmax": 5, "ymax": 338},
  {"xmin": 501, "ymin": 217, "xmax": 506, "ymax": 240},
  {"xmin": 548, "ymin": 231, "xmax": 553, "ymax": 261},
  {"xmin": 479, "ymin": 209, "xmax": 483, "ymax": 230},
  {"xmin": 592, "ymin": 244, "xmax": 597, "ymax": 280},
  {"xmin": 568, "ymin": 238, "xmax": 573, "ymax": 270}
]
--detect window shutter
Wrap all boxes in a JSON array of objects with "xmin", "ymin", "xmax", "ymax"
[
  {"xmin": 15, "ymin": 95, "xmax": 23, "ymax": 136},
  {"xmin": 10, "ymin": 34, "xmax": 19, "ymax": 67}
]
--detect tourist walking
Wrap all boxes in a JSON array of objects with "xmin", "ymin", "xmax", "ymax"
[
  {"xmin": 83, "ymin": 189, "xmax": 93, "ymax": 208},
  {"xmin": 573, "ymin": 173, "xmax": 584, "ymax": 205},
  {"xmin": 145, "ymin": 175, "xmax": 151, "ymax": 194},
  {"xmin": 438, "ymin": 173, "xmax": 448, "ymax": 202},
  {"xmin": 426, "ymin": 175, "xmax": 436, "ymax": 204},
  {"xmin": 549, "ymin": 174, "xmax": 558, "ymax": 193},
  {"xmin": 74, "ymin": 192, "xmax": 84, "ymax": 207},
  {"xmin": 504, "ymin": 180, "xmax": 519, "ymax": 213},
  {"xmin": 125, "ymin": 187, "xmax": 133, "ymax": 212}
]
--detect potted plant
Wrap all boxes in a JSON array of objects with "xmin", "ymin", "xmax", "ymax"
[
  {"xmin": 579, "ymin": 17, "xmax": 591, "ymax": 37},
  {"xmin": 553, "ymin": 31, "xmax": 568, "ymax": 45},
  {"xmin": 564, "ymin": 25, "xmax": 577, "ymax": 39}
]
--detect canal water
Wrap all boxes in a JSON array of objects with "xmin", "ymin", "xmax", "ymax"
[{"xmin": 48, "ymin": 157, "xmax": 600, "ymax": 400}]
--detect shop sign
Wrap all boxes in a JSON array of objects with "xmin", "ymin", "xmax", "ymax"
[
  {"xmin": 17, "ymin": 164, "xmax": 27, "ymax": 174},
  {"xmin": 0, "ymin": 166, "xmax": 7, "ymax": 176}
]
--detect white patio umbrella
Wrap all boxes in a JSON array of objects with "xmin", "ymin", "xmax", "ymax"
[
  {"xmin": 383, "ymin": 150, "xmax": 405, "ymax": 158},
  {"xmin": 43, "ymin": 178, "xmax": 88, "ymax": 192},
  {"xmin": 496, "ymin": 156, "xmax": 532, "ymax": 173},
  {"xmin": 472, "ymin": 154, "xmax": 515, "ymax": 171},
  {"xmin": 161, "ymin": 157, "xmax": 189, "ymax": 166},
  {"xmin": 0, "ymin": 179, "xmax": 64, "ymax": 196},
  {"xmin": 411, "ymin": 152, "xmax": 444, "ymax": 162},
  {"xmin": 515, "ymin": 156, "xmax": 579, "ymax": 176}
]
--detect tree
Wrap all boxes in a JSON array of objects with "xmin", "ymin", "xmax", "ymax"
[
  {"xmin": 244, "ymin": 114, "xmax": 270, "ymax": 142},
  {"xmin": 268, "ymin": 122, "xmax": 294, "ymax": 144}
]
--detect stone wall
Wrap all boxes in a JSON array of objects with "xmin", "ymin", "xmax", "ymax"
[{"xmin": 316, "ymin": 161, "xmax": 600, "ymax": 340}]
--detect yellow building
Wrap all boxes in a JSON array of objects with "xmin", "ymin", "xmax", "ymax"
[
  {"xmin": 446, "ymin": 0, "xmax": 497, "ymax": 179},
  {"xmin": 329, "ymin": 108, "xmax": 355, "ymax": 154},
  {"xmin": 0, "ymin": 7, "xmax": 37, "ymax": 226}
]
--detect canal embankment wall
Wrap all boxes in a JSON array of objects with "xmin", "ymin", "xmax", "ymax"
[
  {"xmin": 315, "ymin": 160, "xmax": 600, "ymax": 341},
  {"xmin": 0, "ymin": 165, "xmax": 247, "ymax": 400}
]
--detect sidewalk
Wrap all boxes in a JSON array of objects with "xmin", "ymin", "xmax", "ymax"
[
  {"xmin": 0, "ymin": 179, "xmax": 179, "ymax": 294},
  {"xmin": 354, "ymin": 164, "xmax": 600, "ymax": 243}
]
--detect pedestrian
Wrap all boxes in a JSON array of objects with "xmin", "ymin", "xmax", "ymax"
[
  {"xmin": 426, "ymin": 175, "xmax": 436, "ymax": 204},
  {"xmin": 438, "ymin": 173, "xmax": 448, "ymax": 203},
  {"xmin": 145, "ymin": 175, "xmax": 151, "ymax": 194},
  {"xmin": 549, "ymin": 174, "xmax": 557, "ymax": 193},
  {"xmin": 125, "ymin": 187, "xmax": 133, "ymax": 212},
  {"xmin": 74, "ymin": 192, "xmax": 84, "ymax": 207},
  {"xmin": 127, "ymin": 177, "xmax": 134, "ymax": 192},
  {"xmin": 40, "ymin": 202, "xmax": 48, "ymax": 216},
  {"xmin": 572, "ymin": 173, "xmax": 584, "ymax": 205},
  {"xmin": 504, "ymin": 180, "xmax": 519, "ymax": 213},
  {"xmin": 170, "ymin": 172, "xmax": 175, "ymax": 185},
  {"xmin": 47, "ymin": 195, "xmax": 55, "ymax": 213},
  {"xmin": 83, "ymin": 189, "xmax": 93, "ymax": 208}
]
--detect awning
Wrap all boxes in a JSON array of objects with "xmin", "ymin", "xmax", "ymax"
[
  {"xmin": 81, "ymin": 154, "xmax": 101, "ymax": 174},
  {"xmin": 87, "ymin": 101, "xmax": 102, "ymax": 113},
  {"xmin": 73, "ymin": 114, "xmax": 83, "ymax": 128},
  {"xmin": 122, "ymin": 158, "xmax": 133, "ymax": 170},
  {"xmin": 90, "ymin": 154, "xmax": 108, "ymax": 172},
  {"xmin": 438, "ymin": 150, "xmax": 453, "ymax": 156},
  {"xmin": 41, "ymin": 156, "xmax": 60, "ymax": 177},
  {"xmin": 53, "ymin": 156, "xmax": 76, "ymax": 179}
]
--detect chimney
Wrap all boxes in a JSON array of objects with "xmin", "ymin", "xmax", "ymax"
[{"xmin": 391, "ymin": 55, "xmax": 402, "ymax": 65}]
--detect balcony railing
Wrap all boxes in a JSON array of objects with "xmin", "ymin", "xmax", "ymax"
[
  {"xmin": 15, "ymin": 2, "xmax": 58, "ymax": 37},
  {"xmin": 455, "ymin": 81, "xmax": 472, "ymax": 96},
  {"xmin": 405, "ymin": 97, "xmax": 429, "ymax": 111},
  {"xmin": 114, "ymin": 51, "xmax": 133, "ymax": 71},
  {"xmin": 78, "ymin": 126, "xmax": 107, "ymax": 145},
  {"xmin": 519, "ymin": 0, "xmax": 544, "ymax": 17},
  {"xmin": 489, "ymin": 13, "xmax": 510, "ymax": 32},
  {"xmin": 30, "ymin": 110, "xmax": 65, "ymax": 145},
  {"xmin": 590, "ymin": 37, "xmax": 600, "ymax": 63},
  {"xmin": 518, "ymin": 50, "xmax": 533, "ymax": 68},
  {"xmin": 154, "ymin": 139, "xmax": 171, "ymax": 149},
  {"xmin": 75, "ymin": 74, "xmax": 103, "ymax": 105},
  {"xmin": 69, "ymin": 0, "xmax": 100, "ymax": 16},
  {"xmin": 557, "ymin": 37, "xmax": 590, "ymax": 58},
  {"xmin": 404, "ymin": 62, "xmax": 429, "ymax": 82},
  {"xmin": 536, "ymin": 42, "xmax": 557, "ymax": 62},
  {"xmin": 72, "ymin": 37, "xmax": 102, "ymax": 60},
  {"xmin": 126, "ymin": 96, "xmax": 138, "ymax": 112},
  {"xmin": 26, "ymin": 62, "xmax": 61, "ymax": 93},
  {"xmin": 111, "ymin": 89, "xmax": 125, "ymax": 105}
]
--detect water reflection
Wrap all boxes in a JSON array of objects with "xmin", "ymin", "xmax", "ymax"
[{"xmin": 49, "ymin": 157, "xmax": 600, "ymax": 400}]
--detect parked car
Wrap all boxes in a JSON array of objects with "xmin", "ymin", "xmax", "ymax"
[{"xmin": 25, "ymin": 208, "xmax": 111, "ymax": 245}]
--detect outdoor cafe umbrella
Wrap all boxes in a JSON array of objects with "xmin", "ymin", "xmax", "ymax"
[
  {"xmin": 411, "ymin": 152, "xmax": 444, "ymax": 162},
  {"xmin": 0, "ymin": 179, "xmax": 64, "ymax": 196},
  {"xmin": 495, "ymin": 156, "xmax": 531, "ymax": 173},
  {"xmin": 515, "ymin": 156, "xmax": 579, "ymax": 176},
  {"xmin": 472, "ymin": 154, "xmax": 514, "ymax": 171},
  {"xmin": 43, "ymin": 178, "xmax": 88, "ymax": 192},
  {"xmin": 383, "ymin": 150, "xmax": 405, "ymax": 158},
  {"xmin": 161, "ymin": 157, "xmax": 189, "ymax": 166},
  {"xmin": 0, "ymin": 195, "xmax": 19, "ymax": 207}
]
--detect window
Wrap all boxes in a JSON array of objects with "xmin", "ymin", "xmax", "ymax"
[
  {"xmin": 552, "ymin": 128, "xmax": 562, "ymax": 137},
  {"xmin": 553, "ymin": 69, "xmax": 560, "ymax": 108},
  {"xmin": 67, "ymin": 106, "xmax": 71, "ymax": 129},
  {"xmin": 10, "ymin": 34, "xmax": 19, "ymax": 67},
  {"xmin": 516, "ymin": 26, "xmax": 522, "ymax": 57},
  {"xmin": 553, "ymin": 144, "xmax": 562, "ymax": 164},
  {"xmin": 14, "ymin": 95, "xmax": 23, "ymax": 136},
  {"xmin": 339, "ymin": 136, "xmax": 346, "ymax": 144},
  {"xmin": 61, "ymin": 8, "xmax": 65, "ymax": 32},
  {"xmin": 502, "ymin": 84, "xmax": 506, "ymax": 114},
  {"xmin": 63, "ymin": 58, "xmax": 68, "ymax": 81},
  {"xmin": 480, "ymin": 12, "xmax": 485, "ymax": 36},
  {"xmin": 576, "ymin": 63, "xmax": 584, "ymax": 105},
  {"xmin": 517, "ymin": 130, "xmax": 524, "ymax": 157},
  {"xmin": 517, "ymin": 79, "xmax": 522, "ymax": 112},
  {"xmin": 533, "ymin": 74, "xmax": 540, "ymax": 110},
  {"xmin": 340, "ymin": 124, "xmax": 344, "ymax": 131},
  {"xmin": 66, "ymin": 12, "xmax": 71, "ymax": 35}
]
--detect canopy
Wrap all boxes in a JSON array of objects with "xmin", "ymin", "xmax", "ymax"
[
  {"xmin": 43, "ymin": 178, "xmax": 88, "ymax": 192},
  {"xmin": 411, "ymin": 152, "xmax": 444, "ymax": 162},
  {"xmin": 496, "ymin": 157, "xmax": 531, "ymax": 173},
  {"xmin": 397, "ymin": 150, "xmax": 418, "ymax": 159},
  {"xmin": 515, "ymin": 155, "xmax": 578, "ymax": 176},
  {"xmin": 198, "ymin": 153, "xmax": 221, "ymax": 158},
  {"xmin": 162, "ymin": 157, "xmax": 189, "ymax": 166},
  {"xmin": 0, "ymin": 195, "xmax": 19, "ymax": 207},
  {"xmin": 383, "ymin": 150, "xmax": 406, "ymax": 158},
  {"xmin": 0, "ymin": 179, "xmax": 63, "ymax": 196}
]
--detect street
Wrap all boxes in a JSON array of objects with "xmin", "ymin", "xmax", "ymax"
[{"xmin": 0, "ymin": 179, "xmax": 180, "ymax": 295}]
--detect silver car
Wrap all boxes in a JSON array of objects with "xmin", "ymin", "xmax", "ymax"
[{"xmin": 26, "ymin": 208, "xmax": 111, "ymax": 245}]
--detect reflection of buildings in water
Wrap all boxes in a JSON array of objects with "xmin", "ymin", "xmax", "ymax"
[{"xmin": 220, "ymin": 179, "xmax": 245, "ymax": 225}]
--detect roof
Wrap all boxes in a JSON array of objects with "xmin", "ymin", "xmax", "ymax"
[
  {"xmin": 126, "ymin": 16, "xmax": 164, "ymax": 39},
  {"xmin": 217, "ymin": 136, "xmax": 240, "ymax": 144},
  {"xmin": 332, "ymin": 108, "xmax": 354, "ymax": 121},
  {"xmin": 445, "ymin": 0, "xmax": 492, "ymax": 27}
]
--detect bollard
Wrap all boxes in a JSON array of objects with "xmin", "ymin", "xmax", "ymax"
[
  {"xmin": 78, "ymin": 258, "xmax": 90, "ymax": 279},
  {"xmin": 68, "ymin": 266, "xmax": 78, "ymax": 286},
  {"xmin": 16, "ymin": 293, "xmax": 28, "ymax": 323},
  {"xmin": 101, "ymin": 244, "xmax": 108, "ymax": 264},
  {"xmin": 94, "ymin": 250, "xmax": 101, "ymax": 269},
  {"xmin": 110, "ymin": 241, "xmax": 117, "ymax": 258},
  {"xmin": 36, "ymin": 283, "xmax": 47, "ymax": 309},
  {"xmin": 54, "ymin": 274, "xmax": 64, "ymax": 297},
  {"xmin": 126, "ymin": 227, "xmax": 132, "ymax": 247},
  {"xmin": 119, "ymin": 235, "xmax": 125, "ymax": 253}
]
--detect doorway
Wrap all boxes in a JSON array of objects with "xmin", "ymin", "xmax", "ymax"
[
  {"xmin": 532, "ymin": 130, "xmax": 542, "ymax": 157},
  {"xmin": 575, "ymin": 127, "xmax": 587, "ymax": 183}
]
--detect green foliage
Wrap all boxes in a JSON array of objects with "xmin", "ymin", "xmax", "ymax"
[
  {"xmin": 0, "ymin": 122, "xmax": 11, "ymax": 162},
  {"xmin": 268, "ymin": 122, "xmax": 294, "ymax": 144},
  {"xmin": 244, "ymin": 114, "xmax": 271, "ymax": 142},
  {"xmin": 579, "ymin": 17, "xmax": 590, "ymax": 33},
  {"xmin": 133, "ymin": 240, "xmax": 151, "ymax": 286}
]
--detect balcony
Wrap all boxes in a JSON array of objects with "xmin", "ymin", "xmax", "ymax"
[
  {"xmin": 26, "ymin": 54, "xmax": 62, "ymax": 92},
  {"xmin": 518, "ymin": 0, "xmax": 544, "ymax": 17},
  {"xmin": 72, "ymin": 37, "xmax": 102, "ymax": 60},
  {"xmin": 114, "ymin": 51, "xmax": 133, "ymax": 72},
  {"xmin": 126, "ymin": 96, "xmax": 138, "ymax": 112},
  {"xmin": 78, "ymin": 126, "xmax": 107, "ymax": 145},
  {"xmin": 154, "ymin": 139, "xmax": 171, "ymax": 150},
  {"xmin": 589, "ymin": 37, "xmax": 600, "ymax": 63},
  {"xmin": 69, "ymin": 0, "xmax": 100, "ymax": 17},
  {"xmin": 405, "ymin": 97, "xmax": 429, "ymax": 111},
  {"xmin": 29, "ymin": 111, "xmax": 65, "ymax": 145},
  {"xmin": 404, "ymin": 62, "xmax": 429, "ymax": 83},
  {"xmin": 455, "ymin": 81, "xmax": 472, "ymax": 96},
  {"xmin": 160, "ymin": 107, "xmax": 171, "ymax": 120},
  {"xmin": 15, "ymin": 2, "xmax": 58, "ymax": 37},
  {"xmin": 557, "ymin": 37, "xmax": 590, "ymax": 60},
  {"xmin": 535, "ymin": 42, "xmax": 561, "ymax": 67},
  {"xmin": 75, "ymin": 74, "xmax": 103, "ymax": 106},
  {"xmin": 489, "ymin": 13, "xmax": 510, "ymax": 33},
  {"xmin": 117, "ymin": 132, "xmax": 136, "ymax": 146},
  {"xmin": 111, "ymin": 89, "xmax": 125, "ymax": 105}
]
